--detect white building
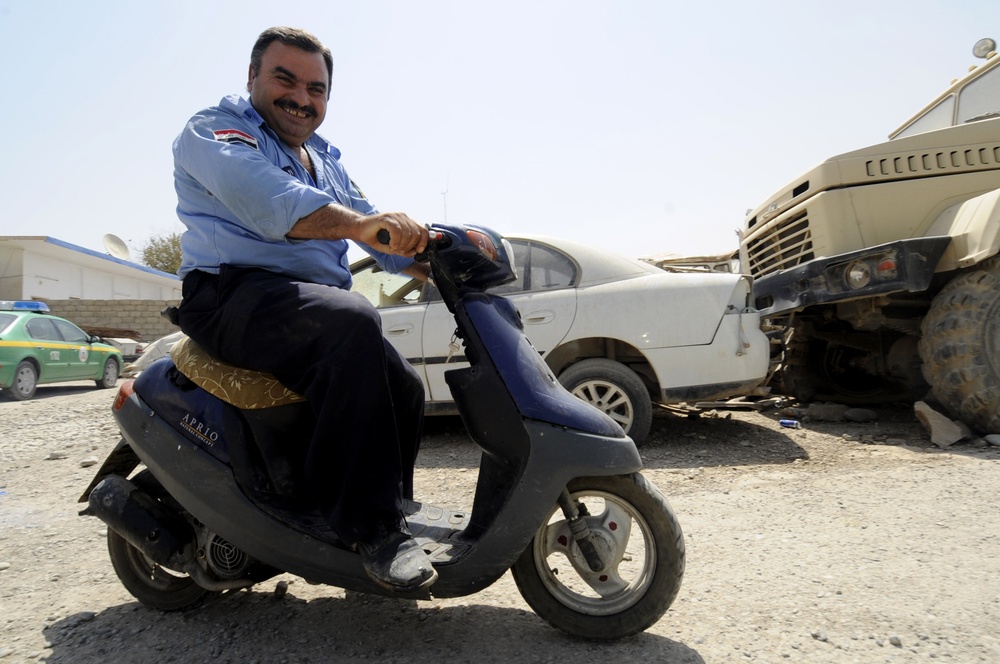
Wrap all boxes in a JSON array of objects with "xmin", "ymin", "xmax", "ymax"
[{"xmin": 0, "ymin": 236, "xmax": 181, "ymax": 301}]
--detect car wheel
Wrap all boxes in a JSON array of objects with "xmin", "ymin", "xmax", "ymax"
[
  {"xmin": 96, "ymin": 357, "xmax": 120, "ymax": 389},
  {"xmin": 7, "ymin": 360, "xmax": 38, "ymax": 401},
  {"xmin": 558, "ymin": 359, "xmax": 652, "ymax": 446}
]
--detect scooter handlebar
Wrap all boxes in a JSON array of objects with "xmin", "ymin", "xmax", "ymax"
[{"xmin": 376, "ymin": 228, "xmax": 448, "ymax": 263}]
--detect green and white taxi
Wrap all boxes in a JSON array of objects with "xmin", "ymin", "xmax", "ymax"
[{"xmin": 0, "ymin": 301, "xmax": 123, "ymax": 401}]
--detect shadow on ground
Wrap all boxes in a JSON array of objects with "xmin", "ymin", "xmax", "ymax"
[{"xmin": 44, "ymin": 589, "xmax": 705, "ymax": 664}]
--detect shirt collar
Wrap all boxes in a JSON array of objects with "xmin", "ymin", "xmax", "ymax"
[{"xmin": 218, "ymin": 94, "xmax": 341, "ymax": 159}]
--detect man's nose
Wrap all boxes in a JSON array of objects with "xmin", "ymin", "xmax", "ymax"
[{"xmin": 288, "ymin": 84, "xmax": 311, "ymax": 107}]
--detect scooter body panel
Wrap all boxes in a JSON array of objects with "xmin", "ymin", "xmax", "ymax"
[{"xmin": 112, "ymin": 352, "xmax": 640, "ymax": 598}]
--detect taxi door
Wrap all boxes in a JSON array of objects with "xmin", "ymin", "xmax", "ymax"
[
  {"xmin": 23, "ymin": 317, "xmax": 72, "ymax": 380},
  {"xmin": 52, "ymin": 319, "xmax": 99, "ymax": 379}
]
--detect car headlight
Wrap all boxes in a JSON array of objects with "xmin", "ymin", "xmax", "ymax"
[{"xmin": 845, "ymin": 260, "xmax": 871, "ymax": 289}]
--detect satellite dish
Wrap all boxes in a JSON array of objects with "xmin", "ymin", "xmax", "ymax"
[
  {"xmin": 973, "ymin": 38, "xmax": 996, "ymax": 59},
  {"xmin": 103, "ymin": 234, "xmax": 131, "ymax": 260}
]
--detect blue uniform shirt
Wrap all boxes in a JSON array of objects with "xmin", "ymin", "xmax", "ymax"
[{"xmin": 173, "ymin": 94, "xmax": 412, "ymax": 287}]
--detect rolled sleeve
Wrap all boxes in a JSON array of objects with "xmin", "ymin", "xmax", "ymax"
[{"xmin": 174, "ymin": 116, "xmax": 335, "ymax": 241}]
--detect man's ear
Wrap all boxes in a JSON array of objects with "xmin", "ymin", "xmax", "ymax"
[{"xmin": 246, "ymin": 64, "xmax": 255, "ymax": 93}]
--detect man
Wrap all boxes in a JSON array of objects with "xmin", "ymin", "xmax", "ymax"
[{"xmin": 172, "ymin": 26, "xmax": 436, "ymax": 592}]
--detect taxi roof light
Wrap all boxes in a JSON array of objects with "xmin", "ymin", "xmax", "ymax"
[{"xmin": 0, "ymin": 300, "xmax": 50, "ymax": 312}]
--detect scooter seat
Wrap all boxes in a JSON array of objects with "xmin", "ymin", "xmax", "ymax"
[{"xmin": 170, "ymin": 335, "xmax": 306, "ymax": 409}]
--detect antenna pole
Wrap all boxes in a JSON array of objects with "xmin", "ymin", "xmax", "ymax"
[{"xmin": 441, "ymin": 175, "xmax": 449, "ymax": 223}]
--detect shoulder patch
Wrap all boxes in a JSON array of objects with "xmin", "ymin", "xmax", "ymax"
[
  {"xmin": 213, "ymin": 129, "xmax": 258, "ymax": 150},
  {"xmin": 350, "ymin": 179, "xmax": 367, "ymax": 199}
]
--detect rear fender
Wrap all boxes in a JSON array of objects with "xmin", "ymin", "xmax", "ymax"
[{"xmin": 78, "ymin": 439, "xmax": 141, "ymax": 503}]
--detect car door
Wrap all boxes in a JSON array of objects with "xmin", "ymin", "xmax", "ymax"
[
  {"xmin": 52, "ymin": 319, "xmax": 97, "ymax": 379},
  {"xmin": 350, "ymin": 260, "xmax": 430, "ymax": 395},
  {"xmin": 23, "ymin": 317, "xmax": 71, "ymax": 381},
  {"xmin": 421, "ymin": 239, "xmax": 579, "ymax": 403}
]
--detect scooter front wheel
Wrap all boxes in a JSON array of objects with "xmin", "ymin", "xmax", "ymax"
[
  {"xmin": 511, "ymin": 473, "xmax": 684, "ymax": 640},
  {"xmin": 106, "ymin": 470, "xmax": 220, "ymax": 611}
]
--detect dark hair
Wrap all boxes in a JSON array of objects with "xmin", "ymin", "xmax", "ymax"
[{"xmin": 250, "ymin": 27, "xmax": 333, "ymax": 88}]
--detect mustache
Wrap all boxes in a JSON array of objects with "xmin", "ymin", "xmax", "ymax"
[{"xmin": 275, "ymin": 99, "xmax": 318, "ymax": 118}]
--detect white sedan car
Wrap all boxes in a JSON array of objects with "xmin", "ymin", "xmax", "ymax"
[{"xmin": 351, "ymin": 234, "xmax": 769, "ymax": 445}]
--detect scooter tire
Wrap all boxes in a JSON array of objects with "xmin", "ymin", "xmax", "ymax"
[
  {"xmin": 511, "ymin": 473, "xmax": 684, "ymax": 640},
  {"xmin": 106, "ymin": 470, "xmax": 220, "ymax": 611}
]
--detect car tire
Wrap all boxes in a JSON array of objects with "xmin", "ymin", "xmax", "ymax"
[
  {"xmin": 96, "ymin": 357, "xmax": 120, "ymax": 389},
  {"xmin": 558, "ymin": 359, "xmax": 652, "ymax": 446},
  {"xmin": 7, "ymin": 360, "xmax": 38, "ymax": 401}
]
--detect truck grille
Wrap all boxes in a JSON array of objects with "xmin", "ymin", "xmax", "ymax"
[{"xmin": 745, "ymin": 211, "xmax": 814, "ymax": 279}]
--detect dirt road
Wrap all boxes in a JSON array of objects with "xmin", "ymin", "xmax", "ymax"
[{"xmin": 1, "ymin": 383, "xmax": 998, "ymax": 663}]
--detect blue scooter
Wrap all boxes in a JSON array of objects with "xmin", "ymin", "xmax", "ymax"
[{"xmin": 80, "ymin": 223, "xmax": 684, "ymax": 640}]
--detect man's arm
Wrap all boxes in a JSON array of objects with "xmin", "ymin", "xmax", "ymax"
[{"xmin": 288, "ymin": 204, "xmax": 428, "ymax": 258}]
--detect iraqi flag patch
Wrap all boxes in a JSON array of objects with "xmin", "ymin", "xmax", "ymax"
[{"xmin": 213, "ymin": 129, "xmax": 258, "ymax": 150}]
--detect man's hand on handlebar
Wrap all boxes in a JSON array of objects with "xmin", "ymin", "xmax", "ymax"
[{"xmin": 362, "ymin": 213, "xmax": 428, "ymax": 257}]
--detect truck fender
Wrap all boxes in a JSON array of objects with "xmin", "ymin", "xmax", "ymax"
[{"xmin": 926, "ymin": 188, "xmax": 1000, "ymax": 271}]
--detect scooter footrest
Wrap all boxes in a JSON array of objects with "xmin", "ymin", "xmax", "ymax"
[{"xmin": 404, "ymin": 500, "xmax": 472, "ymax": 563}]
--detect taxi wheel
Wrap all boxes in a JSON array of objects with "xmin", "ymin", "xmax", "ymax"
[
  {"xmin": 96, "ymin": 358, "xmax": 120, "ymax": 389},
  {"xmin": 9, "ymin": 360, "xmax": 38, "ymax": 401}
]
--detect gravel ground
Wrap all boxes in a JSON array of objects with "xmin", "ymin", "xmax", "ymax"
[{"xmin": 1, "ymin": 381, "xmax": 999, "ymax": 663}]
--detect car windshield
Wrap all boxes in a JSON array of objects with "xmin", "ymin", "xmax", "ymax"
[
  {"xmin": 351, "ymin": 239, "xmax": 579, "ymax": 307},
  {"xmin": 0, "ymin": 313, "xmax": 15, "ymax": 334},
  {"xmin": 894, "ymin": 58, "xmax": 1000, "ymax": 138}
]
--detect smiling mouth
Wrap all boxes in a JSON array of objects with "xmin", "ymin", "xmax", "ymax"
[{"xmin": 276, "ymin": 100, "xmax": 316, "ymax": 119}]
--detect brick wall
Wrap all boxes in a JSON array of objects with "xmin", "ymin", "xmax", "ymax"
[{"xmin": 45, "ymin": 299, "xmax": 181, "ymax": 341}]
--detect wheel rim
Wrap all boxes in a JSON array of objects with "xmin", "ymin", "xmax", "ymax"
[
  {"xmin": 121, "ymin": 538, "xmax": 194, "ymax": 592},
  {"xmin": 14, "ymin": 365, "xmax": 36, "ymax": 397},
  {"xmin": 104, "ymin": 360, "xmax": 119, "ymax": 384},
  {"xmin": 569, "ymin": 380, "xmax": 635, "ymax": 432},
  {"xmin": 530, "ymin": 490, "xmax": 656, "ymax": 615}
]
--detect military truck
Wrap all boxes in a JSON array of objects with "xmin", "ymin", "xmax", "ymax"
[{"xmin": 740, "ymin": 38, "xmax": 1000, "ymax": 434}]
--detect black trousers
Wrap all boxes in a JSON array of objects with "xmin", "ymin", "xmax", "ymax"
[{"xmin": 177, "ymin": 266, "xmax": 424, "ymax": 543}]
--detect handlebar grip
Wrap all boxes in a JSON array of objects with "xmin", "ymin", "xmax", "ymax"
[{"xmin": 376, "ymin": 229, "xmax": 390, "ymax": 245}]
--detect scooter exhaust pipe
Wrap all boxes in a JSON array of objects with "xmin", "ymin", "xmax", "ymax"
[{"xmin": 86, "ymin": 475, "xmax": 197, "ymax": 570}]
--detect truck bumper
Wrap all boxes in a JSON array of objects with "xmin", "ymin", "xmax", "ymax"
[{"xmin": 752, "ymin": 236, "xmax": 952, "ymax": 317}]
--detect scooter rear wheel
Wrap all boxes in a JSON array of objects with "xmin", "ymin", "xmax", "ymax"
[
  {"xmin": 511, "ymin": 473, "xmax": 684, "ymax": 640},
  {"xmin": 106, "ymin": 470, "xmax": 220, "ymax": 611}
]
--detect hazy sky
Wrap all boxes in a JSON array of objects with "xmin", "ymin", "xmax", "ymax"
[{"xmin": 2, "ymin": 0, "xmax": 999, "ymax": 265}]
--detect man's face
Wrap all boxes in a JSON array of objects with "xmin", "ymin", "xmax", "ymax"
[{"xmin": 248, "ymin": 41, "xmax": 329, "ymax": 148}]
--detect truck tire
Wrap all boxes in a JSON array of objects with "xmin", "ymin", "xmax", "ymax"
[
  {"xmin": 777, "ymin": 328, "xmax": 821, "ymax": 402},
  {"xmin": 919, "ymin": 257, "xmax": 1000, "ymax": 434}
]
